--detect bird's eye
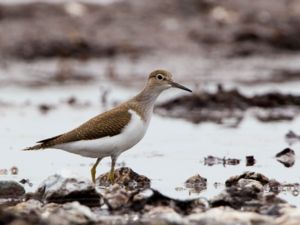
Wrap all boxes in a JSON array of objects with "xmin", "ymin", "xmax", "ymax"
[{"xmin": 156, "ymin": 74, "xmax": 163, "ymax": 80}]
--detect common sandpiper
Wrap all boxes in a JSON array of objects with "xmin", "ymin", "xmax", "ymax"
[{"xmin": 24, "ymin": 69, "xmax": 192, "ymax": 183}]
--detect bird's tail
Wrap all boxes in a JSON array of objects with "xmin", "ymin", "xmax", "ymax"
[{"xmin": 22, "ymin": 144, "xmax": 43, "ymax": 151}]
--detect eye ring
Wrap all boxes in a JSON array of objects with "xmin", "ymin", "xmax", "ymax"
[{"xmin": 156, "ymin": 74, "xmax": 163, "ymax": 80}]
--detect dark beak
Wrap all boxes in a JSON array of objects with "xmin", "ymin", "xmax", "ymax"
[{"xmin": 169, "ymin": 81, "xmax": 192, "ymax": 92}]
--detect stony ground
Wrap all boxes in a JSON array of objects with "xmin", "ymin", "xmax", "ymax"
[{"xmin": 1, "ymin": 168, "xmax": 300, "ymax": 225}]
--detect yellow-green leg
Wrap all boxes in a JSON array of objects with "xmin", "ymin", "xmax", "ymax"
[
  {"xmin": 91, "ymin": 158, "xmax": 101, "ymax": 183},
  {"xmin": 108, "ymin": 156, "xmax": 117, "ymax": 184}
]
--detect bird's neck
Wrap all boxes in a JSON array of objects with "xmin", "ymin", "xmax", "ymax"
[
  {"xmin": 129, "ymin": 85, "xmax": 162, "ymax": 122},
  {"xmin": 134, "ymin": 85, "xmax": 162, "ymax": 104}
]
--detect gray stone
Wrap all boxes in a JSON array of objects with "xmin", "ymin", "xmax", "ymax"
[
  {"xmin": 98, "ymin": 184, "xmax": 134, "ymax": 210},
  {"xmin": 275, "ymin": 148, "xmax": 295, "ymax": 168},
  {"xmin": 186, "ymin": 207, "xmax": 275, "ymax": 225},
  {"xmin": 36, "ymin": 174, "xmax": 100, "ymax": 206},
  {"xmin": 145, "ymin": 206, "xmax": 184, "ymax": 224},
  {"xmin": 7, "ymin": 199, "xmax": 43, "ymax": 214},
  {"xmin": 226, "ymin": 171, "xmax": 269, "ymax": 187},
  {"xmin": 0, "ymin": 181, "xmax": 25, "ymax": 198},
  {"xmin": 185, "ymin": 174, "xmax": 207, "ymax": 193},
  {"xmin": 97, "ymin": 167, "xmax": 150, "ymax": 191},
  {"xmin": 237, "ymin": 178, "xmax": 264, "ymax": 192},
  {"xmin": 43, "ymin": 202, "xmax": 95, "ymax": 225},
  {"xmin": 276, "ymin": 205, "xmax": 300, "ymax": 225}
]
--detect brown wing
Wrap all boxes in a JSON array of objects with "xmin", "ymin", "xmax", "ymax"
[{"xmin": 38, "ymin": 105, "xmax": 131, "ymax": 148}]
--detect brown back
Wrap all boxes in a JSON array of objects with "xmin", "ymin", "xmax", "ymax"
[{"xmin": 38, "ymin": 104, "xmax": 132, "ymax": 148}]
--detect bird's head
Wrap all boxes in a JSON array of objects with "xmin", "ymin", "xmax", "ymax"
[{"xmin": 147, "ymin": 69, "xmax": 192, "ymax": 93}]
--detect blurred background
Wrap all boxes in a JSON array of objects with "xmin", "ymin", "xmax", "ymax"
[{"xmin": 1, "ymin": 0, "xmax": 300, "ymax": 205}]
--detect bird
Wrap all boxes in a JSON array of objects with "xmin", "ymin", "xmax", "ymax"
[{"xmin": 24, "ymin": 69, "xmax": 192, "ymax": 183}]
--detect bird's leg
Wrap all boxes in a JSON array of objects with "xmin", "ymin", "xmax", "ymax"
[
  {"xmin": 91, "ymin": 158, "xmax": 101, "ymax": 183},
  {"xmin": 108, "ymin": 156, "xmax": 117, "ymax": 184}
]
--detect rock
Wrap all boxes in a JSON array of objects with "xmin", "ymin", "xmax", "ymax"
[
  {"xmin": 98, "ymin": 184, "xmax": 207, "ymax": 214},
  {"xmin": 43, "ymin": 202, "xmax": 95, "ymax": 225},
  {"xmin": 186, "ymin": 207, "xmax": 274, "ymax": 225},
  {"xmin": 36, "ymin": 174, "xmax": 100, "ymax": 206},
  {"xmin": 267, "ymin": 179, "xmax": 300, "ymax": 197},
  {"xmin": 237, "ymin": 178, "xmax": 264, "ymax": 191},
  {"xmin": 246, "ymin": 155, "xmax": 256, "ymax": 166},
  {"xmin": 285, "ymin": 130, "xmax": 300, "ymax": 146},
  {"xmin": 0, "ymin": 208, "xmax": 42, "ymax": 225},
  {"xmin": 0, "ymin": 181, "xmax": 25, "ymax": 198},
  {"xmin": 212, "ymin": 172, "xmax": 268, "ymax": 209},
  {"xmin": 98, "ymin": 184, "xmax": 135, "ymax": 210},
  {"xmin": 6, "ymin": 200, "xmax": 95, "ymax": 225},
  {"xmin": 204, "ymin": 155, "xmax": 240, "ymax": 166},
  {"xmin": 130, "ymin": 189, "xmax": 207, "ymax": 215},
  {"xmin": 145, "ymin": 206, "xmax": 184, "ymax": 224},
  {"xmin": 97, "ymin": 167, "xmax": 150, "ymax": 190},
  {"xmin": 210, "ymin": 185, "xmax": 263, "ymax": 210},
  {"xmin": 275, "ymin": 148, "xmax": 295, "ymax": 168},
  {"xmin": 211, "ymin": 172, "xmax": 288, "ymax": 214},
  {"xmin": 276, "ymin": 205, "xmax": 300, "ymax": 225},
  {"xmin": 185, "ymin": 174, "xmax": 207, "ymax": 193},
  {"xmin": 7, "ymin": 199, "xmax": 43, "ymax": 215},
  {"xmin": 38, "ymin": 104, "xmax": 54, "ymax": 114},
  {"xmin": 225, "ymin": 171, "xmax": 269, "ymax": 187}
]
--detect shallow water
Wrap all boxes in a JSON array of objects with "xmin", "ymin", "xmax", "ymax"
[{"xmin": 1, "ymin": 81, "xmax": 300, "ymax": 207}]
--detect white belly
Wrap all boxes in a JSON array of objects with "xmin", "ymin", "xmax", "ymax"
[{"xmin": 54, "ymin": 109, "xmax": 149, "ymax": 158}]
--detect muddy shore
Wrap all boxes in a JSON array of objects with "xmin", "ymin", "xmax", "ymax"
[{"xmin": 1, "ymin": 169, "xmax": 300, "ymax": 225}]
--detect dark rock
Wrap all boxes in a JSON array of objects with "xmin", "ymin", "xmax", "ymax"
[
  {"xmin": 19, "ymin": 179, "xmax": 33, "ymax": 187},
  {"xmin": 267, "ymin": 179, "xmax": 300, "ymax": 197},
  {"xmin": 185, "ymin": 174, "xmax": 207, "ymax": 193},
  {"xmin": 0, "ymin": 181, "xmax": 25, "ymax": 198},
  {"xmin": 36, "ymin": 174, "xmax": 100, "ymax": 207},
  {"xmin": 98, "ymin": 184, "xmax": 136, "ymax": 210},
  {"xmin": 38, "ymin": 104, "xmax": 53, "ymax": 114},
  {"xmin": 225, "ymin": 171, "xmax": 269, "ymax": 187},
  {"xmin": 130, "ymin": 188, "xmax": 207, "ymax": 215},
  {"xmin": 285, "ymin": 130, "xmax": 300, "ymax": 146},
  {"xmin": 204, "ymin": 155, "xmax": 240, "ymax": 167},
  {"xmin": 98, "ymin": 183, "xmax": 207, "ymax": 215},
  {"xmin": 211, "ymin": 172, "xmax": 289, "ymax": 215},
  {"xmin": 246, "ymin": 155, "xmax": 256, "ymax": 166},
  {"xmin": 97, "ymin": 167, "xmax": 150, "ymax": 191},
  {"xmin": 0, "ymin": 207, "xmax": 43, "ymax": 225},
  {"xmin": 210, "ymin": 182, "xmax": 264, "ymax": 210},
  {"xmin": 275, "ymin": 148, "xmax": 295, "ymax": 168}
]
